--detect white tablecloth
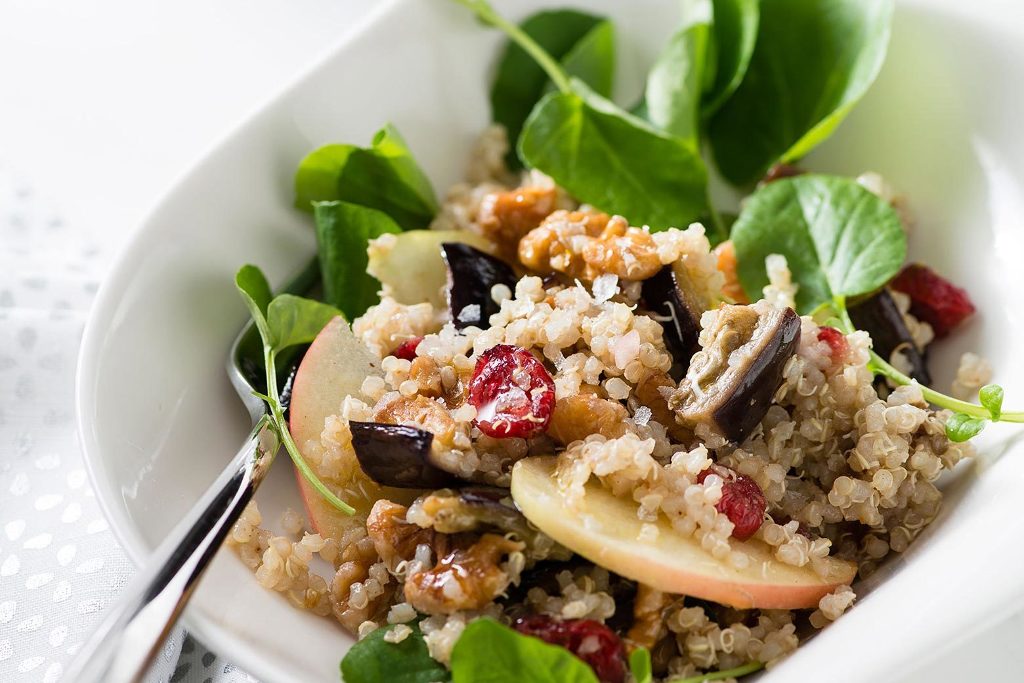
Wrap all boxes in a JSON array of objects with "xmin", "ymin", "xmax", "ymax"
[{"xmin": 0, "ymin": 164, "xmax": 259, "ymax": 682}]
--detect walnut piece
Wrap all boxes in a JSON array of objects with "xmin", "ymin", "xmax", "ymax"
[
  {"xmin": 409, "ymin": 356, "xmax": 444, "ymax": 399},
  {"xmin": 519, "ymin": 210, "xmax": 662, "ymax": 282},
  {"xmin": 330, "ymin": 560, "xmax": 370, "ymax": 630},
  {"xmin": 548, "ymin": 393, "xmax": 630, "ymax": 445},
  {"xmin": 366, "ymin": 499, "xmax": 446, "ymax": 572},
  {"xmin": 478, "ymin": 186, "xmax": 558, "ymax": 257},
  {"xmin": 374, "ymin": 394, "xmax": 457, "ymax": 448},
  {"xmin": 330, "ymin": 558, "xmax": 395, "ymax": 633},
  {"xmin": 626, "ymin": 584, "xmax": 674, "ymax": 651},
  {"xmin": 518, "ymin": 209, "xmax": 609, "ymax": 277},
  {"xmin": 404, "ymin": 533, "xmax": 524, "ymax": 615},
  {"xmin": 635, "ymin": 372, "xmax": 692, "ymax": 443}
]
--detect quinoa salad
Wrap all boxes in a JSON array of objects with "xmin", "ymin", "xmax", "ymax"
[{"xmin": 229, "ymin": 2, "xmax": 1023, "ymax": 682}]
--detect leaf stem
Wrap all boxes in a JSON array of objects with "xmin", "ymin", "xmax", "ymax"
[
  {"xmin": 832, "ymin": 297, "xmax": 1024, "ymax": 424},
  {"xmin": 453, "ymin": 0, "xmax": 572, "ymax": 93},
  {"xmin": 263, "ymin": 345, "xmax": 355, "ymax": 515},
  {"xmin": 671, "ymin": 661, "xmax": 765, "ymax": 683},
  {"xmin": 867, "ymin": 350, "xmax": 1024, "ymax": 422}
]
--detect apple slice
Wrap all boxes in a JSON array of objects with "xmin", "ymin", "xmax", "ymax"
[
  {"xmin": 289, "ymin": 316, "xmax": 420, "ymax": 539},
  {"xmin": 367, "ymin": 229, "xmax": 495, "ymax": 308},
  {"xmin": 511, "ymin": 457, "xmax": 856, "ymax": 609}
]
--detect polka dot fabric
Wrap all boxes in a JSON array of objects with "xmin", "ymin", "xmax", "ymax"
[{"xmin": 0, "ymin": 165, "xmax": 255, "ymax": 682}]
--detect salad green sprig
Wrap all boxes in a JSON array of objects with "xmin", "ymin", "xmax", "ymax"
[
  {"xmin": 729, "ymin": 174, "xmax": 1023, "ymax": 443},
  {"xmin": 709, "ymin": 0, "xmax": 893, "ymax": 185},
  {"xmin": 235, "ymin": 265, "xmax": 355, "ymax": 515},
  {"xmin": 453, "ymin": 0, "xmax": 894, "ymax": 241},
  {"xmin": 455, "ymin": 0, "xmax": 574, "ymax": 94},
  {"xmin": 295, "ymin": 123, "xmax": 438, "ymax": 230},
  {"xmin": 455, "ymin": 0, "xmax": 714, "ymax": 236},
  {"xmin": 489, "ymin": 9, "xmax": 614, "ymax": 170},
  {"xmin": 835, "ymin": 304, "xmax": 1023, "ymax": 442},
  {"xmin": 671, "ymin": 661, "xmax": 764, "ymax": 683}
]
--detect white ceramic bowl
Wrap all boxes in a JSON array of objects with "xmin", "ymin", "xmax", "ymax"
[{"xmin": 77, "ymin": 0, "xmax": 1024, "ymax": 681}]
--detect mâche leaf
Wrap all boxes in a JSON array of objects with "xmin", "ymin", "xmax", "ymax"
[
  {"xmin": 490, "ymin": 9, "xmax": 615, "ymax": 168},
  {"xmin": 556, "ymin": 19, "xmax": 615, "ymax": 99},
  {"xmin": 295, "ymin": 124, "xmax": 438, "ymax": 229},
  {"xmin": 294, "ymin": 144, "xmax": 355, "ymax": 211},
  {"xmin": 233, "ymin": 259, "xmax": 321, "ymax": 396},
  {"xmin": 980, "ymin": 385, "xmax": 1005, "ymax": 420},
  {"xmin": 731, "ymin": 174, "xmax": 906, "ymax": 313},
  {"xmin": 235, "ymin": 264, "xmax": 274, "ymax": 344},
  {"xmin": 945, "ymin": 413, "xmax": 987, "ymax": 443},
  {"xmin": 644, "ymin": 0, "xmax": 713, "ymax": 145},
  {"xmin": 519, "ymin": 80, "xmax": 711, "ymax": 233},
  {"xmin": 458, "ymin": 0, "xmax": 713, "ymax": 236},
  {"xmin": 266, "ymin": 294, "xmax": 341, "ymax": 353},
  {"xmin": 709, "ymin": 0, "xmax": 894, "ymax": 185},
  {"xmin": 234, "ymin": 266, "xmax": 354, "ymax": 514},
  {"xmin": 703, "ymin": 0, "xmax": 759, "ymax": 115},
  {"xmin": 313, "ymin": 200, "xmax": 402, "ymax": 320},
  {"xmin": 449, "ymin": 619, "xmax": 598, "ymax": 683},
  {"xmin": 340, "ymin": 623, "xmax": 450, "ymax": 683}
]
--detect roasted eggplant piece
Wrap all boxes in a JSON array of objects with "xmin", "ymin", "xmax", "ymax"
[
  {"xmin": 416, "ymin": 487, "xmax": 527, "ymax": 534},
  {"xmin": 848, "ymin": 288, "xmax": 931, "ymax": 384},
  {"xmin": 641, "ymin": 265, "xmax": 706, "ymax": 376},
  {"xmin": 670, "ymin": 303, "xmax": 800, "ymax": 443},
  {"xmin": 414, "ymin": 487, "xmax": 572, "ymax": 563},
  {"xmin": 349, "ymin": 421, "xmax": 457, "ymax": 489},
  {"xmin": 442, "ymin": 242, "xmax": 518, "ymax": 329}
]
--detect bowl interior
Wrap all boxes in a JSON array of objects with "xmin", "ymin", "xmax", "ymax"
[{"xmin": 77, "ymin": 1, "xmax": 1024, "ymax": 681}]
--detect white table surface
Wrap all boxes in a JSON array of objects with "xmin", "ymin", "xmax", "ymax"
[{"xmin": 1, "ymin": 0, "xmax": 1022, "ymax": 680}]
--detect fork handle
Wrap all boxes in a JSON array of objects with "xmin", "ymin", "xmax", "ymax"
[{"xmin": 65, "ymin": 419, "xmax": 280, "ymax": 683}]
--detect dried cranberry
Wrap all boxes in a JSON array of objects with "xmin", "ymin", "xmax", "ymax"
[
  {"xmin": 468, "ymin": 344, "xmax": 555, "ymax": 439},
  {"xmin": 817, "ymin": 326, "xmax": 848, "ymax": 363},
  {"xmin": 890, "ymin": 264, "xmax": 975, "ymax": 338},
  {"xmin": 697, "ymin": 465, "xmax": 768, "ymax": 541},
  {"xmin": 513, "ymin": 616, "xmax": 626, "ymax": 683},
  {"xmin": 391, "ymin": 336, "xmax": 424, "ymax": 361}
]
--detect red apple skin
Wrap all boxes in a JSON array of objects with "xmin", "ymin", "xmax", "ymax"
[
  {"xmin": 289, "ymin": 317, "xmax": 420, "ymax": 539},
  {"xmin": 511, "ymin": 457, "xmax": 857, "ymax": 610}
]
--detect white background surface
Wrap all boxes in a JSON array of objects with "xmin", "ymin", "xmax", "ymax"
[{"xmin": 1, "ymin": 0, "xmax": 1023, "ymax": 680}]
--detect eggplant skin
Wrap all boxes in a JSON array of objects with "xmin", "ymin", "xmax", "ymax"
[
  {"xmin": 672, "ymin": 305, "xmax": 801, "ymax": 444},
  {"xmin": 441, "ymin": 243, "xmax": 518, "ymax": 330},
  {"xmin": 349, "ymin": 421, "xmax": 457, "ymax": 489},
  {"xmin": 458, "ymin": 486, "xmax": 509, "ymax": 508},
  {"xmin": 712, "ymin": 307, "xmax": 798, "ymax": 440},
  {"xmin": 712, "ymin": 307, "xmax": 800, "ymax": 442},
  {"xmin": 641, "ymin": 265, "xmax": 703, "ymax": 374},
  {"xmin": 848, "ymin": 289, "xmax": 931, "ymax": 385}
]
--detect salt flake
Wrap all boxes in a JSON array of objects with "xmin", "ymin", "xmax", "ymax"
[
  {"xmin": 456, "ymin": 304, "xmax": 481, "ymax": 323},
  {"xmin": 592, "ymin": 274, "xmax": 619, "ymax": 303}
]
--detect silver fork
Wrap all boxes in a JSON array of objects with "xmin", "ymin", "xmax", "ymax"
[{"xmin": 66, "ymin": 259, "xmax": 320, "ymax": 683}]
